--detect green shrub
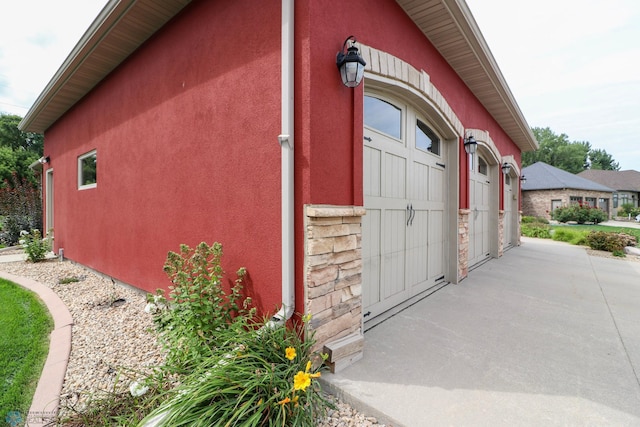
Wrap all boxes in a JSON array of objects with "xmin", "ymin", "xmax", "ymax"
[
  {"xmin": 585, "ymin": 231, "xmax": 637, "ymax": 253},
  {"xmin": 140, "ymin": 316, "xmax": 329, "ymax": 427},
  {"xmin": 521, "ymin": 216, "xmax": 549, "ymax": 224},
  {"xmin": 147, "ymin": 242, "xmax": 250, "ymax": 373},
  {"xmin": 521, "ymin": 223, "xmax": 552, "ymax": 239},
  {"xmin": 0, "ymin": 173, "xmax": 42, "ymax": 246},
  {"xmin": 552, "ymin": 204, "xmax": 606, "ymax": 224},
  {"xmin": 139, "ymin": 241, "xmax": 330, "ymax": 426},
  {"xmin": 618, "ymin": 203, "xmax": 640, "ymax": 218},
  {"xmin": 19, "ymin": 229, "xmax": 50, "ymax": 263},
  {"xmin": 551, "ymin": 228, "xmax": 588, "ymax": 245}
]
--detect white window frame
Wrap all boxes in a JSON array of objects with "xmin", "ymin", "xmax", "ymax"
[{"xmin": 78, "ymin": 150, "xmax": 97, "ymax": 190}]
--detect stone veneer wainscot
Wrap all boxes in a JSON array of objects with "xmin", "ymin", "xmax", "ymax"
[{"xmin": 304, "ymin": 205, "xmax": 365, "ymax": 373}]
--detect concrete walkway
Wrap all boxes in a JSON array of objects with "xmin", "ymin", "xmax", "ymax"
[{"xmin": 324, "ymin": 238, "xmax": 640, "ymax": 426}]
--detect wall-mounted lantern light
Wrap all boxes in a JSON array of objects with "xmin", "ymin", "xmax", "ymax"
[
  {"xmin": 501, "ymin": 162, "xmax": 511, "ymax": 175},
  {"xmin": 39, "ymin": 156, "xmax": 50, "ymax": 164},
  {"xmin": 520, "ymin": 175, "xmax": 527, "ymax": 184},
  {"xmin": 336, "ymin": 36, "xmax": 366, "ymax": 88},
  {"xmin": 464, "ymin": 134, "xmax": 477, "ymax": 155}
]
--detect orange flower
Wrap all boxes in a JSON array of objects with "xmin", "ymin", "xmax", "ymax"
[
  {"xmin": 278, "ymin": 397, "xmax": 291, "ymax": 406},
  {"xmin": 285, "ymin": 347, "xmax": 296, "ymax": 361}
]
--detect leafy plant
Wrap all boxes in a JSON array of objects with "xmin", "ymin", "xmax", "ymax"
[
  {"xmin": 585, "ymin": 231, "xmax": 637, "ymax": 253},
  {"xmin": 147, "ymin": 242, "xmax": 251, "ymax": 373},
  {"xmin": 0, "ymin": 172, "xmax": 42, "ymax": 245},
  {"xmin": 140, "ymin": 315, "xmax": 330, "ymax": 427},
  {"xmin": 552, "ymin": 204, "xmax": 606, "ymax": 224},
  {"xmin": 551, "ymin": 228, "xmax": 588, "ymax": 245},
  {"xmin": 521, "ymin": 223, "xmax": 552, "ymax": 239},
  {"xmin": 618, "ymin": 203, "xmax": 640, "ymax": 218},
  {"xmin": 522, "ymin": 216, "xmax": 549, "ymax": 224},
  {"xmin": 19, "ymin": 229, "xmax": 50, "ymax": 263}
]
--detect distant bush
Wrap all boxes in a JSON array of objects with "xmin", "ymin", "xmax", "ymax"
[
  {"xmin": 0, "ymin": 173, "xmax": 42, "ymax": 246},
  {"xmin": 618, "ymin": 203, "xmax": 640, "ymax": 218},
  {"xmin": 585, "ymin": 231, "xmax": 637, "ymax": 253},
  {"xmin": 521, "ymin": 223, "xmax": 552, "ymax": 239},
  {"xmin": 552, "ymin": 204, "xmax": 606, "ymax": 224},
  {"xmin": 551, "ymin": 228, "xmax": 588, "ymax": 246},
  {"xmin": 522, "ymin": 216, "xmax": 548, "ymax": 224}
]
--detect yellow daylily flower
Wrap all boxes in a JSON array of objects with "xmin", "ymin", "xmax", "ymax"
[
  {"xmin": 293, "ymin": 371, "xmax": 311, "ymax": 391},
  {"xmin": 285, "ymin": 347, "xmax": 296, "ymax": 361}
]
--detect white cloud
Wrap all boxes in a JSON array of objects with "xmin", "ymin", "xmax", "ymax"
[
  {"xmin": 0, "ymin": 0, "xmax": 106, "ymax": 114},
  {"xmin": 467, "ymin": 0, "xmax": 640, "ymax": 170}
]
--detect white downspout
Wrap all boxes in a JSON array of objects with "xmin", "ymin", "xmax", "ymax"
[{"xmin": 273, "ymin": 0, "xmax": 295, "ymax": 324}]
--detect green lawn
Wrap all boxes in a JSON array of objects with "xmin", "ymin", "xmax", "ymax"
[{"xmin": 0, "ymin": 279, "xmax": 53, "ymax": 425}]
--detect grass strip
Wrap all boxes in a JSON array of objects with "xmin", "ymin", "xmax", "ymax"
[{"xmin": 0, "ymin": 278, "xmax": 53, "ymax": 425}]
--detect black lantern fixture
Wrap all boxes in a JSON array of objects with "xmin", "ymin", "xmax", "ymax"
[
  {"xmin": 336, "ymin": 36, "xmax": 366, "ymax": 88},
  {"xmin": 520, "ymin": 175, "xmax": 527, "ymax": 184},
  {"xmin": 501, "ymin": 162, "xmax": 511, "ymax": 175},
  {"xmin": 464, "ymin": 134, "xmax": 477, "ymax": 155}
]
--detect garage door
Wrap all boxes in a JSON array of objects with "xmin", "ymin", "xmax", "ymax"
[
  {"xmin": 362, "ymin": 94, "xmax": 446, "ymax": 322},
  {"xmin": 469, "ymin": 155, "xmax": 490, "ymax": 266},
  {"xmin": 504, "ymin": 173, "xmax": 514, "ymax": 248}
]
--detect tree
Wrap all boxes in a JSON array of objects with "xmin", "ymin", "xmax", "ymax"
[
  {"xmin": 524, "ymin": 127, "xmax": 620, "ymax": 174},
  {"xmin": 587, "ymin": 148, "xmax": 620, "ymax": 171},
  {"xmin": 0, "ymin": 114, "xmax": 43, "ymax": 153},
  {"xmin": 0, "ymin": 114, "xmax": 43, "ymax": 186}
]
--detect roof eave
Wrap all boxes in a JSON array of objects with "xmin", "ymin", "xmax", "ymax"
[
  {"xmin": 396, "ymin": 0, "xmax": 538, "ymax": 152},
  {"xmin": 19, "ymin": 0, "xmax": 192, "ymax": 133}
]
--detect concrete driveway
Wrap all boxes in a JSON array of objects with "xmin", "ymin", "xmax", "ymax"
[{"xmin": 323, "ymin": 237, "xmax": 640, "ymax": 426}]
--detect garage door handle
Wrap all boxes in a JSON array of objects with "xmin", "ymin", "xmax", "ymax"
[{"xmin": 407, "ymin": 204, "xmax": 415, "ymax": 226}]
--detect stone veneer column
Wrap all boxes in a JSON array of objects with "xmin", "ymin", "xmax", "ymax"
[
  {"xmin": 304, "ymin": 205, "xmax": 365, "ymax": 372},
  {"xmin": 458, "ymin": 209, "xmax": 470, "ymax": 280}
]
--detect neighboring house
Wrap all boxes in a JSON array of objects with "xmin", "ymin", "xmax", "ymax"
[
  {"xmin": 577, "ymin": 169, "xmax": 640, "ymax": 217},
  {"xmin": 522, "ymin": 162, "xmax": 614, "ymax": 220},
  {"xmin": 20, "ymin": 0, "xmax": 537, "ymax": 370}
]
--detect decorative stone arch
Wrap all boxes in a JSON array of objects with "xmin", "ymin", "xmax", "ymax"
[{"xmin": 359, "ymin": 44, "xmax": 464, "ymax": 138}]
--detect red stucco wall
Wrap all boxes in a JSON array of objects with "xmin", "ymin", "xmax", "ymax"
[
  {"xmin": 42, "ymin": 0, "xmax": 523, "ymax": 316},
  {"xmin": 44, "ymin": 0, "xmax": 283, "ymax": 313}
]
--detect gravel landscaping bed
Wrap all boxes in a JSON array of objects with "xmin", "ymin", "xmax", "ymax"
[{"xmin": 0, "ymin": 257, "xmax": 387, "ymax": 427}]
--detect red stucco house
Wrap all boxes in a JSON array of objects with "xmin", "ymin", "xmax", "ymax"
[{"xmin": 21, "ymin": 0, "xmax": 537, "ymax": 370}]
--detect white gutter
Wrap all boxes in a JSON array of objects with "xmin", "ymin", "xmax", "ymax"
[{"xmin": 273, "ymin": 0, "xmax": 295, "ymax": 324}]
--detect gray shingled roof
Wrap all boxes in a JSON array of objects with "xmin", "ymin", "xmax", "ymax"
[
  {"xmin": 522, "ymin": 162, "xmax": 614, "ymax": 192},
  {"xmin": 577, "ymin": 169, "xmax": 640, "ymax": 192}
]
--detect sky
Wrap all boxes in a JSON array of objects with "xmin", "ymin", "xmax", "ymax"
[{"xmin": 1, "ymin": 1, "xmax": 639, "ymax": 170}]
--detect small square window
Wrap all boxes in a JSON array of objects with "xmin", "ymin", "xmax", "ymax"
[{"xmin": 78, "ymin": 150, "xmax": 97, "ymax": 189}]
